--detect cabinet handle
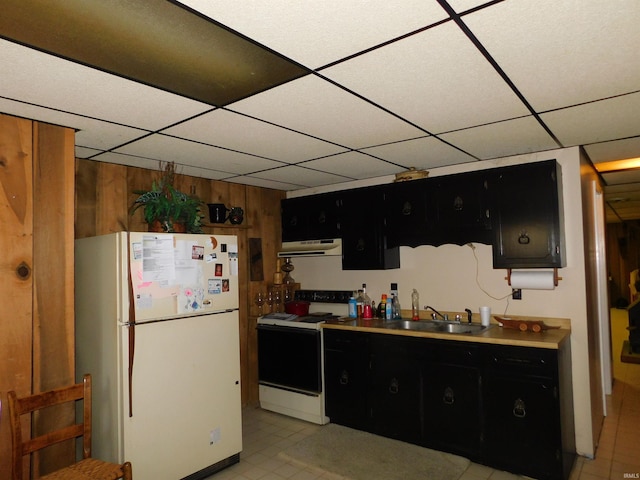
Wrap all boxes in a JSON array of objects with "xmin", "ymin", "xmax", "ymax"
[
  {"xmin": 318, "ymin": 210, "xmax": 326, "ymax": 224},
  {"xmin": 389, "ymin": 378, "xmax": 399, "ymax": 394},
  {"xmin": 290, "ymin": 215, "xmax": 298, "ymax": 227},
  {"xmin": 453, "ymin": 195, "xmax": 464, "ymax": 212},
  {"xmin": 518, "ymin": 232, "xmax": 530, "ymax": 244},
  {"xmin": 402, "ymin": 201, "xmax": 412, "ymax": 216},
  {"xmin": 356, "ymin": 238, "xmax": 365, "ymax": 252},
  {"xmin": 443, "ymin": 386, "xmax": 455, "ymax": 405},
  {"xmin": 513, "ymin": 398, "xmax": 526, "ymax": 418},
  {"xmin": 340, "ymin": 370, "xmax": 349, "ymax": 385}
]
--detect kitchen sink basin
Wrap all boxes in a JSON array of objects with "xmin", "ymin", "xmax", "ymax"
[{"xmin": 384, "ymin": 320, "xmax": 491, "ymax": 335}]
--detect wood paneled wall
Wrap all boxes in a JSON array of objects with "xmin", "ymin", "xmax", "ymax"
[
  {"xmin": 0, "ymin": 114, "xmax": 75, "ymax": 479},
  {"xmin": 74, "ymin": 158, "xmax": 285, "ymax": 406}
]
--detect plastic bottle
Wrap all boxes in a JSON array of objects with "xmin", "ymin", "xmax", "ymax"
[
  {"xmin": 391, "ymin": 293, "xmax": 402, "ymax": 319},
  {"xmin": 411, "ymin": 289, "xmax": 420, "ymax": 321},
  {"xmin": 348, "ymin": 292, "xmax": 358, "ymax": 318},
  {"xmin": 362, "ymin": 283, "xmax": 373, "ymax": 319},
  {"xmin": 385, "ymin": 296, "xmax": 393, "ymax": 320},
  {"xmin": 356, "ymin": 289, "xmax": 364, "ymax": 318}
]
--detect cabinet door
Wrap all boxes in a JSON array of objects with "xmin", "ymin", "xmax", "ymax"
[
  {"xmin": 281, "ymin": 193, "xmax": 341, "ymax": 242},
  {"xmin": 384, "ymin": 178, "xmax": 436, "ymax": 248},
  {"xmin": 369, "ymin": 335, "xmax": 422, "ymax": 443},
  {"xmin": 483, "ymin": 373, "xmax": 562, "ymax": 480},
  {"xmin": 434, "ymin": 171, "xmax": 491, "ymax": 246},
  {"xmin": 423, "ymin": 363, "xmax": 482, "ymax": 459},
  {"xmin": 489, "ymin": 160, "xmax": 565, "ymax": 268},
  {"xmin": 340, "ymin": 187, "xmax": 400, "ymax": 270},
  {"xmin": 323, "ymin": 329, "xmax": 369, "ymax": 429}
]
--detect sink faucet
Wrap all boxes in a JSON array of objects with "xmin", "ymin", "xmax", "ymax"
[
  {"xmin": 465, "ymin": 308, "xmax": 473, "ymax": 324},
  {"xmin": 424, "ymin": 305, "xmax": 448, "ymax": 322}
]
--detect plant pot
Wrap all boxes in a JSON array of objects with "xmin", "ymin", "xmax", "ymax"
[{"xmin": 148, "ymin": 219, "xmax": 186, "ymax": 233}]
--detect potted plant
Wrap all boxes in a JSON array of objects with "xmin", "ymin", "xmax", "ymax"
[{"xmin": 130, "ymin": 162, "xmax": 205, "ymax": 233}]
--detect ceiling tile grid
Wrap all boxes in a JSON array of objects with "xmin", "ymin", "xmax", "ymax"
[{"xmin": 1, "ymin": 0, "xmax": 639, "ymax": 217}]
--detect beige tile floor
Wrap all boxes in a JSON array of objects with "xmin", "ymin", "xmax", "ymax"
[{"xmin": 210, "ymin": 309, "xmax": 640, "ymax": 480}]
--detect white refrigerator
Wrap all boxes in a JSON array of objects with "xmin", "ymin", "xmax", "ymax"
[{"xmin": 75, "ymin": 232, "xmax": 242, "ymax": 480}]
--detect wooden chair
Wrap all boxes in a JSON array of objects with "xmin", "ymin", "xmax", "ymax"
[{"xmin": 8, "ymin": 373, "xmax": 132, "ymax": 480}]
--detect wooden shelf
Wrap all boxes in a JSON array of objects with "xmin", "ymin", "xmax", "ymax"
[{"xmin": 202, "ymin": 223, "xmax": 251, "ymax": 229}]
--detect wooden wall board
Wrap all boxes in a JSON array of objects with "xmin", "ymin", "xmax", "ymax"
[
  {"xmin": 32, "ymin": 121, "xmax": 76, "ymax": 475},
  {"xmin": 0, "ymin": 114, "xmax": 34, "ymax": 480}
]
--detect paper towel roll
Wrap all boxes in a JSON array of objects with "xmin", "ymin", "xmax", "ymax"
[{"xmin": 510, "ymin": 270, "xmax": 556, "ymax": 290}]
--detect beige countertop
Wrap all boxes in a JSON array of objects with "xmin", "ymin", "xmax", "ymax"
[{"xmin": 323, "ymin": 312, "xmax": 571, "ymax": 350}]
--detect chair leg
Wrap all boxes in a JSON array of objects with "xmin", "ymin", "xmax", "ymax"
[{"xmin": 123, "ymin": 461, "xmax": 133, "ymax": 479}]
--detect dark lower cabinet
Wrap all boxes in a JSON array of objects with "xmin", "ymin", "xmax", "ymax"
[
  {"xmin": 483, "ymin": 373, "xmax": 560, "ymax": 479},
  {"xmin": 423, "ymin": 359, "xmax": 482, "ymax": 459},
  {"xmin": 483, "ymin": 344, "xmax": 575, "ymax": 480},
  {"xmin": 323, "ymin": 329, "xmax": 369, "ymax": 430},
  {"xmin": 323, "ymin": 329, "xmax": 575, "ymax": 480},
  {"xmin": 369, "ymin": 336, "xmax": 422, "ymax": 442}
]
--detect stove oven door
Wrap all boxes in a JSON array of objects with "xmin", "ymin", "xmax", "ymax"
[{"xmin": 257, "ymin": 324, "xmax": 322, "ymax": 394}]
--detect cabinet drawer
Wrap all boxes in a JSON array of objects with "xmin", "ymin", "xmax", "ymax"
[{"xmin": 486, "ymin": 344, "xmax": 557, "ymax": 377}]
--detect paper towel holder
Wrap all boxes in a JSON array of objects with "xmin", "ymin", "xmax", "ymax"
[{"xmin": 505, "ymin": 268, "xmax": 562, "ymax": 287}]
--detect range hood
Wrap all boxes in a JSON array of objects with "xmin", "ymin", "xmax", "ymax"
[{"xmin": 277, "ymin": 239, "xmax": 342, "ymax": 257}]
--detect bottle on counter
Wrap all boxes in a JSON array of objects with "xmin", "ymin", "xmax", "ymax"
[
  {"xmin": 348, "ymin": 292, "xmax": 358, "ymax": 318},
  {"xmin": 385, "ymin": 295, "xmax": 393, "ymax": 320},
  {"xmin": 356, "ymin": 289, "xmax": 364, "ymax": 318},
  {"xmin": 391, "ymin": 293, "xmax": 402, "ymax": 319},
  {"xmin": 411, "ymin": 289, "xmax": 420, "ymax": 321},
  {"xmin": 362, "ymin": 283, "xmax": 373, "ymax": 319},
  {"xmin": 377, "ymin": 294, "xmax": 387, "ymax": 319}
]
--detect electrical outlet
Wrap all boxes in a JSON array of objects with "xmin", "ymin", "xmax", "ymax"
[{"xmin": 512, "ymin": 288, "xmax": 522, "ymax": 300}]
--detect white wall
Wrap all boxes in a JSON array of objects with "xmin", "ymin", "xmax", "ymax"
[{"xmin": 288, "ymin": 146, "xmax": 598, "ymax": 457}]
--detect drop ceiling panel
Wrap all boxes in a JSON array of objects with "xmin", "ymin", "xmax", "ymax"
[
  {"xmin": 322, "ymin": 21, "xmax": 530, "ymax": 135},
  {"xmin": 602, "ymin": 170, "xmax": 640, "ymax": 186},
  {"xmin": 362, "ymin": 136, "xmax": 476, "ymax": 169},
  {"xmin": 302, "ymin": 152, "xmax": 401, "ymax": 179},
  {"xmin": 446, "ymin": 0, "xmax": 496, "ymax": 13},
  {"xmin": 229, "ymin": 75, "xmax": 426, "ymax": 148},
  {"xmin": 0, "ymin": 39, "xmax": 212, "ymax": 130},
  {"xmin": 440, "ymin": 116, "xmax": 558, "ymax": 159},
  {"xmin": 178, "ymin": 0, "xmax": 449, "ymax": 68},
  {"xmin": 0, "ymin": 97, "xmax": 149, "ymax": 151},
  {"xmin": 164, "ymin": 109, "xmax": 347, "ymax": 162},
  {"xmin": 251, "ymin": 165, "xmax": 353, "ymax": 188},
  {"xmin": 541, "ymin": 93, "xmax": 640, "ymax": 147},
  {"xmin": 586, "ymin": 138, "xmax": 640, "ymax": 164},
  {"xmin": 463, "ymin": 0, "xmax": 640, "ymax": 110},
  {"xmin": 114, "ymin": 134, "xmax": 285, "ymax": 174}
]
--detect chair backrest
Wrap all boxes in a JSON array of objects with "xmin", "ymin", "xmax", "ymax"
[{"xmin": 8, "ymin": 374, "xmax": 93, "ymax": 480}]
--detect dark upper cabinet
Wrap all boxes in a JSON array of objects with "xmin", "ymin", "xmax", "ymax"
[
  {"xmin": 281, "ymin": 193, "xmax": 341, "ymax": 242},
  {"xmin": 433, "ymin": 171, "xmax": 492, "ymax": 246},
  {"xmin": 281, "ymin": 159, "xmax": 565, "ymax": 269},
  {"xmin": 384, "ymin": 178, "xmax": 437, "ymax": 248},
  {"xmin": 489, "ymin": 160, "xmax": 565, "ymax": 268},
  {"xmin": 339, "ymin": 186, "xmax": 400, "ymax": 270}
]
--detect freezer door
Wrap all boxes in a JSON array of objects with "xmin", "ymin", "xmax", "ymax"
[
  {"xmin": 128, "ymin": 233, "xmax": 239, "ymax": 322},
  {"xmin": 119, "ymin": 311, "xmax": 242, "ymax": 479}
]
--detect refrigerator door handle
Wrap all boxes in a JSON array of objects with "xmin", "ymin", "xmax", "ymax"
[
  {"xmin": 127, "ymin": 236, "xmax": 136, "ymax": 417},
  {"xmin": 128, "ymin": 322, "xmax": 135, "ymax": 417}
]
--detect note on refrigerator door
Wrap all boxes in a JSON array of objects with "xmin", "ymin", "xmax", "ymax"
[{"xmin": 229, "ymin": 243, "xmax": 239, "ymax": 276}]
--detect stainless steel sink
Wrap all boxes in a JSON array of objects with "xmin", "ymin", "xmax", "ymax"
[{"xmin": 384, "ymin": 320, "xmax": 491, "ymax": 335}]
